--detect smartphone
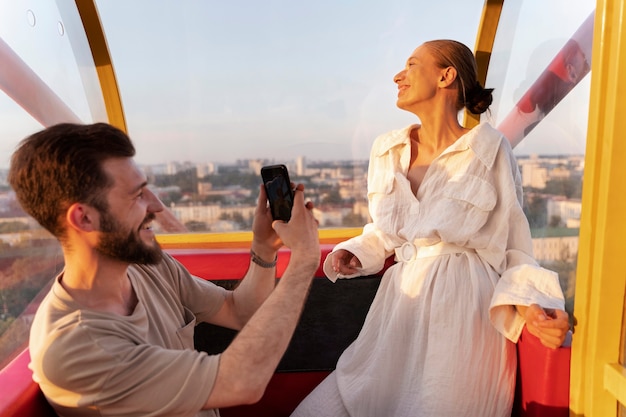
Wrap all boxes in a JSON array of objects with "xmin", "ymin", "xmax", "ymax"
[{"xmin": 261, "ymin": 164, "xmax": 294, "ymax": 221}]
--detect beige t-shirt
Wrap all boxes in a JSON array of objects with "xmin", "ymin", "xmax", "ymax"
[{"xmin": 29, "ymin": 252, "xmax": 228, "ymax": 417}]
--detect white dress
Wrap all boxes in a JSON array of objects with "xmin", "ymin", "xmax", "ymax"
[{"xmin": 319, "ymin": 123, "xmax": 565, "ymax": 417}]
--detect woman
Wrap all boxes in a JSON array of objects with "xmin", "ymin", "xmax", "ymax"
[{"xmin": 291, "ymin": 40, "xmax": 570, "ymax": 417}]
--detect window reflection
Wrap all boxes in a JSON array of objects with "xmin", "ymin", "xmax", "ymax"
[
  {"xmin": 0, "ymin": 1, "xmax": 100, "ymax": 367},
  {"xmin": 0, "ymin": 0, "xmax": 595, "ymax": 367},
  {"xmin": 94, "ymin": 0, "xmax": 484, "ymax": 233},
  {"xmin": 487, "ymin": 0, "xmax": 595, "ymax": 323}
]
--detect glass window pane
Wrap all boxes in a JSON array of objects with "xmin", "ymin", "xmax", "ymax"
[
  {"xmin": 0, "ymin": 1, "xmax": 103, "ymax": 367},
  {"xmin": 94, "ymin": 0, "xmax": 485, "ymax": 232},
  {"xmin": 486, "ymin": 0, "xmax": 595, "ymax": 322}
]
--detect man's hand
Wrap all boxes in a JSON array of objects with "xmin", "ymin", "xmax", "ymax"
[
  {"xmin": 205, "ymin": 183, "xmax": 320, "ymax": 409},
  {"xmin": 272, "ymin": 184, "xmax": 320, "ymax": 270},
  {"xmin": 250, "ymin": 183, "xmax": 283, "ymax": 260}
]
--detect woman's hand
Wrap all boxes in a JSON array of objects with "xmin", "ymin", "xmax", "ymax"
[
  {"xmin": 520, "ymin": 304, "xmax": 570, "ymax": 349},
  {"xmin": 330, "ymin": 249, "xmax": 362, "ymax": 275}
]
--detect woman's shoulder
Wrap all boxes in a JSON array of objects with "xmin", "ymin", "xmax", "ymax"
[
  {"xmin": 470, "ymin": 122, "xmax": 505, "ymax": 141},
  {"xmin": 370, "ymin": 124, "xmax": 417, "ymax": 156},
  {"xmin": 463, "ymin": 122, "xmax": 512, "ymax": 169}
]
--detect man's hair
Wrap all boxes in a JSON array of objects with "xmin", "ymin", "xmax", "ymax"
[{"xmin": 8, "ymin": 123, "xmax": 136, "ymax": 241}]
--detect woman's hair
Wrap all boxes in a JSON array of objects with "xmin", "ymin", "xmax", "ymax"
[
  {"xmin": 424, "ymin": 39, "xmax": 494, "ymax": 114},
  {"xmin": 8, "ymin": 123, "xmax": 136, "ymax": 241}
]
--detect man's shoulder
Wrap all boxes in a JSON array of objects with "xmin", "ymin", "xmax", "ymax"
[
  {"xmin": 131, "ymin": 250, "xmax": 180, "ymax": 271},
  {"xmin": 29, "ymin": 295, "xmax": 117, "ymax": 388},
  {"xmin": 30, "ymin": 287, "xmax": 136, "ymax": 355},
  {"xmin": 129, "ymin": 251, "xmax": 186, "ymax": 283}
]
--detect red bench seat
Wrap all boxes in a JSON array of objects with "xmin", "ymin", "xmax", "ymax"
[{"xmin": 0, "ymin": 248, "xmax": 570, "ymax": 417}]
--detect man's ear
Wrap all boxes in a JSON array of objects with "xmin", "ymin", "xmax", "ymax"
[{"xmin": 66, "ymin": 203, "xmax": 98, "ymax": 232}]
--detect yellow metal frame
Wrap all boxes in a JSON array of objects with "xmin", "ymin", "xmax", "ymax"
[
  {"xmin": 156, "ymin": 228, "xmax": 364, "ymax": 249},
  {"xmin": 569, "ymin": 0, "xmax": 626, "ymax": 414},
  {"xmin": 465, "ymin": 0, "xmax": 503, "ymax": 128},
  {"xmin": 471, "ymin": 0, "xmax": 626, "ymax": 414},
  {"xmin": 74, "ymin": 0, "xmax": 127, "ymax": 132}
]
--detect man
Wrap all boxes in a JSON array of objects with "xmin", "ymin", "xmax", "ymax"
[{"xmin": 8, "ymin": 123, "xmax": 321, "ymax": 417}]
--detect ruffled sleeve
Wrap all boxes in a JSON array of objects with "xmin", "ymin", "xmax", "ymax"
[
  {"xmin": 489, "ymin": 263, "xmax": 565, "ymax": 342},
  {"xmin": 323, "ymin": 223, "xmax": 391, "ymax": 282},
  {"xmin": 486, "ymin": 136, "xmax": 566, "ymax": 342}
]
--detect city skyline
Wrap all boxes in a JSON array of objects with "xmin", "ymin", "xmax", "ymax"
[{"xmin": 0, "ymin": 0, "xmax": 594, "ymax": 170}]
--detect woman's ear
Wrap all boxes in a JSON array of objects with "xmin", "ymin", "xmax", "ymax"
[
  {"xmin": 439, "ymin": 66, "xmax": 458, "ymax": 88},
  {"xmin": 66, "ymin": 203, "xmax": 97, "ymax": 232}
]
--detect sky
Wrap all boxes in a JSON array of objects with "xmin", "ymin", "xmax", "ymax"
[
  {"xmin": 0, "ymin": 0, "xmax": 596, "ymax": 169},
  {"xmin": 93, "ymin": 0, "xmax": 485, "ymax": 166}
]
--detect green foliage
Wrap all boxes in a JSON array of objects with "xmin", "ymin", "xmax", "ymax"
[
  {"xmin": 343, "ymin": 212, "xmax": 366, "ymax": 227},
  {"xmin": 321, "ymin": 187, "xmax": 342, "ymax": 205},
  {"xmin": 549, "ymin": 215, "xmax": 562, "ymax": 228},
  {"xmin": 0, "ymin": 317, "xmax": 14, "ymax": 336},
  {"xmin": 0, "ymin": 243, "xmax": 61, "ymax": 342},
  {"xmin": 523, "ymin": 194, "xmax": 548, "ymax": 228},
  {"xmin": 184, "ymin": 220, "xmax": 208, "ymax": 232},
  {"xmin": 159, "ymin": 191, "xmax": 183, "ymax": 206},
  {"xmin": 0, "ymin": 222, "xmax": 29, "ymax": 233},
  {"xmin": 543, "ymin": 177, "xmax": 583, "ymax": 199},
  {"xmin": 204, "ymin": 172, "xmax": 260, "ymax": 188},
  {"xmin": 153, "ymin": 168, "xmax": 198, "ymax": 193}
]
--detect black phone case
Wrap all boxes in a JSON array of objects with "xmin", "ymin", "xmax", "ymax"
[{"xmin": 261, "ymin": 164, "xmax": 294, "ymax": 221}]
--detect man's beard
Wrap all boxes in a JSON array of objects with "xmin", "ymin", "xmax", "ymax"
[{"xmin": 96, "ymin": 210, "xmax": 163, "ymax": 265}]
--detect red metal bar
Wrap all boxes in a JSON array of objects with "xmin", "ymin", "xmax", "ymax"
[
  {"xmin": 497, "ymin": 11, "xmax": 594, "ymax": 148},
  {"xmin": 0, "ymin": 36, "xmax": 81, "ymax": 126}
]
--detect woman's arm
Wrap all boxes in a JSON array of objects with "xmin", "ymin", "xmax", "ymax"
[{"xmin": 516, "ymin": 304, "xmax": 570, "ymax": 349}]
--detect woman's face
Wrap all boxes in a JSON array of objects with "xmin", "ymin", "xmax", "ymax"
[{"xmin": 394, "ymin": 45, "xmax": 443, "ymax": 113}]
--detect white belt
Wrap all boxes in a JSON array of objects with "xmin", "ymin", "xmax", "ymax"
[{"xmin": 394, "ymin": 241, "xmax": 473, "ymax": 262}]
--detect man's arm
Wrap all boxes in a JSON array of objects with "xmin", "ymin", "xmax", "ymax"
[
  {"xmin": 203, "ymin": 184, "xmax": 320, "ymax": 409},
  {"xmin": 208, "ymin": 184, "xmax": 288, "ymax": 330}
]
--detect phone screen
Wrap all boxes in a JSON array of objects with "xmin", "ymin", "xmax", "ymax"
[{"xmin": 261, "ymin": 165, "xmax": 294, "ymax": 221}]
